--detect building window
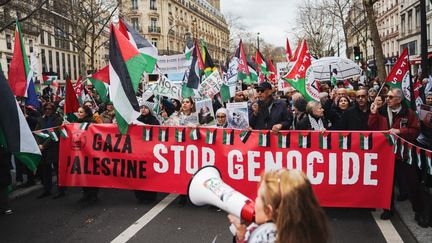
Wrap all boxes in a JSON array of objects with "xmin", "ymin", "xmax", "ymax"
[
  {"xmin": 131, "ymin": 0, "xmax": 138, "ymax": 9},
  {"xmin": 151, "ymin": 38, "xmax": 158, "ymax": 48},
  {"xmin": 131, "ymin": 17, "xmax": 139, "ymax": 31},
  {"xmin": 6, "ymin": 34, "xmax": 12, "ymax": 49},
  {"xmin": 428, "ymin": 24, "xmax": 431, "ymax": 46},
  {"xmin": 56, "ymin": 51, "xmax": 60, "ymax": 78},
  {"xmin": 401, "ymin": 14, "xmax": 405, "ymax": 34},
  {"xmin": 48, "ymin": 32, "xmax": 52, "ymax": 46},
  {"xmin": 151, "ymin": 18, "xmax": 157, "ymax": 28},
  {"xmin": 150, "ymin": 0, "xmax": 156, "ymax": 10},
  {"xmin": 67, "ymin": 54, "xmax": 71, "ymax": 79},
  {"xmin": 48, "ymin": 50, "xmax": 53, "ymax": 72},
  {"xmin": 73, "ymin": 55, "xmax": 77, "ymax": 80},
  {"xmin": 29, "ymin": 39, "xmax": 34, "ymax": 53},
  {"xmin": 41, "ymin": 49, "xmax": 47, "ymax": 73},
  {"xmin": 62, "ymin": 52, "xmax": 66, "ymax": 79},
  {"xmin": 7, "ymin": 57, "xmax": 12, "ymax": 71},
  {"xmin": 407, "ymin": 10, "xmax": 412, "ymax": 32},
  {"xmin": 40, "ymin": 30, "xmax": 45, "ymax": 45}
]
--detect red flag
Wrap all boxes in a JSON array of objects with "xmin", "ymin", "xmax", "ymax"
[
  {"xmin": 290, "ymin": 40, "xmax": 301, "ymax": 62},
  {"xmin": 65, "ymin": 76, "xmax": 80, "ymax": 114},
  {"xmin": 267, "ymin": 57, "xmax": 277, "ymax": 84},
  {"xmin": 8, "ymin": 20, "xmax": 29, "ymax": 97},
  {"xmin": 237, "ymin": 39, "xmax": 250, "ymax": 76},
  {"xmin": 385, "ymin": 48, "xmax": 409, "ymax": 85},
  {"xmin": 286, "ymin": 38, "xmax": 292, "ymax": 62}
]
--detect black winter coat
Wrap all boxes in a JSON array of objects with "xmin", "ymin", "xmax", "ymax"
[
  {"xmin": 249, "ymin": 98, "xmax": 292, "ymax": 130},
  {"xmin": 0, "ymin": 146, "xmax": 12, "ymax": 187}
]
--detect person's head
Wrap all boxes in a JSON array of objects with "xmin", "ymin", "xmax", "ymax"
[
  {"xmin": 422, "ymin": 78, "xmax": 429, "ymax": 87},
  {"xmin": 140, "ymin": 105, "xmax": 151, "ymax": 116},
  {"xmin": 285, "ymin": 87, "xmax": 296, "ymax": 98},
  {"xmin": 320, "ymin": 83, "xmax": 330, "ymax": 94},
  {"xmin": 336, "ymin": 88, "xmax": 347, "ymax": 98},
  {"xmin": 105, "ymin": 102, "xmax": 114, "ymax": 111},
  {"xmin": 337, "ymin": 96, "xmax": 351, "ymax": 111},
  {"xmin": 425, "ymin": 92, "xmax": 432, "ymax": 106},
  {"xmin": 77, "ymin": 105, "xmax": 93, "ymax": 120},
  {"xmin": 200, "ymin": 106, "xmax": 209, "ymax": 113},
  {"xmin": 83, "ymin": 101, "xmax": 94, "ymax": 110},
  {"xmin": 256, "ymin": 82, "xmax": 273, "ymax": 102},
  {"xmin": 306, "ymin": 101, "xmax": 324, "ymax": 118},
  {"xmin": 291, "ymin": 92, "xmax": 304, "ymax": 103},
  {"xmin": 318, "ymin": 92, "xmax": 329, "ymax": 104},
  {"xmin": 386, "ymin": 88, "xmax": 403, "ymax": 109},
  {"xmin": 171, "ymin": 99, "xmax": 181, "ymax": 111},
  {"xmin": 215, "ymin": 108, "xmax": 227, "ymax": 126},
  {"xmin": 374, "ymin": 94, "xmax": 386, "ymax": 108},
  {"xmin": 355, "ymin": 89, "xmax": 368, "ymax": 108},
  {"xmin": 251, "ymin": 101, "xmax": 259, "ymax": 111},
  {"xmin": 336, "ymin": 81, "xmax": 345, "ymax": 88},
  {"xmin": 43, "ymin": 102, "xmax": 55, "ymax": 116},
  {"xmin": 180, "ymin": 97, "xmax": 195, "ymax": 115},
  {"xmin": 293, "ymin": 98, "xmax": 307, "ymax": 114},
  {"xmin": 258, "ymin": 169, "xmax": 329, "ymax": 243},
  {"xmin": 234, "ymin": 91, "xmax": 246, "ymax": 102},
  {"xmin": 368, "ymin": 88, "xmax": 377, "ymax": 101}
]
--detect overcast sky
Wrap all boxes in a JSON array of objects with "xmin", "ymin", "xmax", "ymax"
[{"xmin": 220, "ymin": 0, "xmax": 299, "ymax": 47}]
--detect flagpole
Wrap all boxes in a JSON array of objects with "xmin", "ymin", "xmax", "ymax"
[{"xmin": 406, "ymin": 54, "xmax": 416, "ymax": 110}]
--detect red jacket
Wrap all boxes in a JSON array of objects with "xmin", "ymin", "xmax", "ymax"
[{"xmin": 368, "ymin": 104, "xmax": 420, "ymax": 159}]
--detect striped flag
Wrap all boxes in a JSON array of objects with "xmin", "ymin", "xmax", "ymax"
[
  {"xmin": 415, "ymin": 147, "xmax": 422, "ymax": 169},
  {"xmin": 239, "ymin": 130, "xmax": 251, "ymax": 144},
  {"xmin": 298, "ymin": 133, "xmax": 311, "ymax": 148},
  {"xmin": 58, "ymin": 127, "xmax": 68, "ymax": 139},
  {"xmin": 175, "ymin": 128, "xmax": 186, "ymax": 142},
  {"xmin": 338, "ymin": 133, "xmax": 351, "ymax": 150},
  {"xmin": 426, "ymin": 151, "xmax": 432, "ymax": 175},
  {"xmin": 360, "ymin": 133, "xmax": 373, "ymax": 150},
  {"xmin": 80, "ymin": 122, "xmax": 90, "ymax": 130},
  {"xmin": 258, "ymin": 131, "xmax": 270, "ymax": 147},
  {"xmin": 205, "ymin": 129, "xmax": 217, "ymax": 144},
  {"xmin": 406, "ymin": 142, "xmax": 413, "ymax": 165},
  {"xmin": 34, "ymin": 131, "xmax": 50, "ymax": 139},
  {"xmin": 394, "ymin": 137, "xmax": 401, "ymax": 154},
  {"xmin": 143, "ymin": 127, "xmax": 153, "ymax": 141},
  {"xmin": 109, "ymin": 24, "xmax": 147, "ymax": 134},
  {"xmin": 158, "ymin": 127, "xmax": 169, "ymax": 142},
  {"xmin": 189, "ymin": 128, "xmax": 201, "ymax": 141},
  {"xmin": 89, "ymin": 66, "xmax": 110, "ymax": 102},
  {"xmin": 319, "ymin": 133, "xmax": 331, "ymax": 150},
  {"xmin": 278, "ymin": 133, "xmax": 290, "ymax": 148},
  {"xmin": 0, "ymin": 65, "xmax": 41, "ymax": 172},
  {"xmin": 383, "ymin": 133, "xmax": 395, "ymax": 146},
  {"xmin": 222, "ymin": 130, "xmax": 234, "ymax": 145},
  {"xmin": 47, "ymin": 128, "xmax": 58, "ymax": 142}
]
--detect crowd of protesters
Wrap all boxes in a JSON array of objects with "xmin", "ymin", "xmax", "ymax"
[{"xmin": 1, "ymin": 75, "xmax": 432, "ymax": 231}]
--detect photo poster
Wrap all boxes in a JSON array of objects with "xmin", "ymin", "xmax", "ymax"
[
  {"xmin": 195, "ymin": 98, "xmax": 216, "ymax": 126},
  {"xmin": 226, "ymin": 102, "xmax": 249, "ymax": 129},
  {"xmin": 419, "ymin": 104, "xmax": 432, "ymax": 128}
]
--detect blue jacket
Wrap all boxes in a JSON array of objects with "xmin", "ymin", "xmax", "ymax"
[{"xmin": 249, "ymin": 98, "xmax": 292, "ymax": 130}]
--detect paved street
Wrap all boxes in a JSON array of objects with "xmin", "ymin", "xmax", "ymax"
[{"xmin": 0, "ymin": 186, "xmax": 418, "ymax": 243}]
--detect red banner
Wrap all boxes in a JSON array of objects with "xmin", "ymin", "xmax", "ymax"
[{"xmin": 59, "ymin": 124, "xmax": 395, "ymax": 209}]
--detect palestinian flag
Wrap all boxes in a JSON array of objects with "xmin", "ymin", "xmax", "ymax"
[
  {"xmin": 109, "ymin": 24, "xmax": 147, "ymax": 134},
  {"xmin": 47, "ymin": 128, "xmax": 59, "ymax": 142},
  {"xmin": 319, "ymin": 133, "xmax": 331, "ymax": 150},
  {"xmin": 286, "ymin": 38, "xmax": 292, "ymax": 62},
  {"xmin": 118, "ymin": 17, "xmax": 158, "ymax": 72},
  {"xmin": 360, "ymin": 133, "xmax": 373, "ymax": 150},
  {"xmin": 89, "ymin": 66, "xmax": 110, "ymax": 102},
  {"xmin": 394, "ymin": 137, "xmax": 401, "ymax": 154},
  {"xmin": 283, "ymin": 40, "xmax": 319, "ymax": 102},
  {"xmin": 278, "ymin": 132, "xmax": 290, "ymax": 148},
  {"xmin": 298, "ymin": 133, "xmax": 311, "ymax": 148},
  {"xmin": 235, "ymin": 40, "xmax": 252, "ymax": 84},
  {"xmin": 426, "ymin": 151, "xmax": 432, "ymax": 175},
  {"xmin": 0, "ymin": 66, "xmax": 40, "ymax": 172},
  {"xmin": 186, "ymin": 40, "xmax": 205, "ymax": 89},
  {"xmin": 255, "ymin": 50, "xmax": 268, "ymax": 75},
  {"xmin": 222, "ymin": 130, "xmax": 234, "ymax": 145},
  {"xmin": 189, "ymin": 128, "xmax": 201, "ymax": 141},
  {"xmin": 42, "ymin": 74, "xmax": 57, "ymax": 85},
  {"xmin": 330, "ymin": 72, "xmax": 338, "ymax": 87},
  {"xmin": 246, "ymin": 61, "xmax": 259, "ymax": 84},
  {"xmin": 267, "ymin": 57, "xmax": 277, "ymax": 85},
  {"xmin": 73, "ymin": 77, "xmax": 86, "ymax": 104},
  {"xmin": 258, "ymin": 131, "xmax": 270, "ymax": 147},
  {"xmin": 184, "ymin": 35, "xmax": 194, "ymax": 60},
  {"xmin": 239, "ymin": 130, "xmax": 251, "ymax": 144},
  {"xmin": 64, "ymin": 76, "xmax": 80, "ymax": 122},
  {"xmin": 158, "ymin": 127, "xmax": 169, "ymax": 142},
  {"xmin": 175, "ymin": 128, "xmax": 186, "ymax": 142},
  {"xmin": 383, "ymin": 133, "xmax": 395, "ymax": 146},
  {"xmin": 8, "ymin": 19, "xmax": 32, "ymax": 97},
  {"xmin": 339, "ymin": 133, "xmax": 352, "ymax": 150},
  {"xmin": 80, "ymin": 122, "xmax": 90, "ymax": 130},
  {"xmin": 205, "ymin": 129, "xmax": 217, "ymax": 144},
  {"xmin": 34, "ymin": 131, "xmax": 50, "ymax": 139},
  {"xmin": 143, "ymin": 127, "xmax": 153, "ymax": 141},
  {"xmin": 415, "ymin": 147, "xmax": 422, "ymax": 169},
  {"xmin": 58, "ymin": 127, "xmax": 68, "ymax": 139}
]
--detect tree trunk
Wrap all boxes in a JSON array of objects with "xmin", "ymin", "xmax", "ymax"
[{"xmin": 363, "ymin": 0, "xmax": 386, "ymax": 82}]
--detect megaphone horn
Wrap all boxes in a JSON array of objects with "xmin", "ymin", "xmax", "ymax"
[{"xmin": 187, "ymin": 166, "xmax": 255, "ymax": 223}]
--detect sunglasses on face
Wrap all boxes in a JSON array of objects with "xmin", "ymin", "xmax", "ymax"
[{"xmin": 216, "ymin": 115, "xmax": 226, "ymax": 118}]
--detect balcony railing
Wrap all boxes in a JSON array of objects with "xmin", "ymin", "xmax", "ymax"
[{"xmin": 148, "ymin": 26, "xmax": 161, "ymax": 33}]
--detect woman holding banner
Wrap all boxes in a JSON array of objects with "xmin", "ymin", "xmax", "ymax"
[
  {"xmin": 297, "ymin": 101, "xmax": 328, "ymax": 131},
  {"xmin": 163, "ymin": 97, "xmax": 198, "ymax": 127},
  {"xmin": 228, "ymin": 169, "xmax": 329, "ymax": 243}
]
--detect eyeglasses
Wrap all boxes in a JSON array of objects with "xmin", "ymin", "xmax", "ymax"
[
  {"xmin": 216, "ymin": 115, "xmax": 226, "ymax": 118},
  {"xmin": 356, "ymin": 95, "xmax": 366, "ymax": 99},
  {"xmin": 386, "ymin": 95, "xmax": 397, "ymax": 100}
]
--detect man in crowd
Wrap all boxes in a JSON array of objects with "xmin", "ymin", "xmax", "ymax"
[
  {"xmin": 339, "ymin": 88, "xmax": 370, "ymax": 130},
  {"xmin": 249, "ymin": 82, "xmax": 292, "ymax": 133}
]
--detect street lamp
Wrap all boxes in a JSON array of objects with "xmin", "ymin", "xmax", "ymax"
[
  {"xmin": 167, "ymin": 24, "xmax": 177, "ymax": 55},
  {"xmin": 257, "ymin": 32, "xmax": 260, "ymax": 51}
]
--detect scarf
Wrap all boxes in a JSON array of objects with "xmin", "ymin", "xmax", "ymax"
[{"xmin": 308, "ymin": 114, "xmax": 325, "ymax": 131}]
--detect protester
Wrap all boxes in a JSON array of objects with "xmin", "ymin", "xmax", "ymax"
[
  {"xmin": 368, "ymin": 88, "xmax": 427, "ymax": 227},
  {"xmin": 0, "ymin": 143, "xmax": 12, "ymax": 215},
  {"xmin": 83, "ymin": 100, "xmax": 103, "ymax": 124},
  {"xmin": 249, "ymin": 82, "xmax": 292, "ymax": 133},
  {"xmin": 215, "ymin": 108, "xmax": 229, "ymax": 128},
  {"xmin": 338, "ymin": 89, "xmax": 370, "ymax": 131},
  {"xmin": 228, "ymin": 169, "xmax": 329, "ymax": 243},
  {"xmin": 374, "ymin": 94, "xmax": 386, "ymax": 109},
  {"xmin": 100, "ymin": 101, "xmax": 115, "ymax": 123},
  {"xmin": 76, "ymin": 105, "xmax": 99, "ymax": 204},
  {"xmin": 35, "ymin": 102, "xmax": 63, "ymax": 199},
  {"xmin": 297, "ymin": 101, "xmax": 328, "ymax": 131},
  {"xmin": 198, "ymin": 106, "xmax": 214, "ymax": 125},
  {"xmin": 330, "ymin": 96, "xmax": 352, "ymax": 130},
  {"xmin": 164, "ymin": 97, "xmax": 198, "ymax": 126},
  {"xmin": 291, "ymin": 98, "xmax": 307, "ymax": 130},
  {"xmin": 368, "ymin": 88, "xmax": 377, "ymax": 103}
]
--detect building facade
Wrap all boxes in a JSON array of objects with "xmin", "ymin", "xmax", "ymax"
[{"xmin": 121, "ymin": 0, "xmax": 229, "ymax": 64}]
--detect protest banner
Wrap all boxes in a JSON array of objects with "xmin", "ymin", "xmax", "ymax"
[
  {"xmin": 152, "ymin": 75, "xmax": 182, "ymax": 100},
  {"xmin": 198, "ymin": 70, "xmax": 223, "ymax": 97},
  {"xmin": 59, "ymin": 124, "xmax": 395, "ymax": 209},
  {"xmin": 195, "ymin": 99, "xmax": 216, "ymax": 126}
]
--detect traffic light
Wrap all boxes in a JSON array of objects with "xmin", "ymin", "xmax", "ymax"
[{"xmin": 353, "ymin": 46, "xmax": 361, "ymax": 61}]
